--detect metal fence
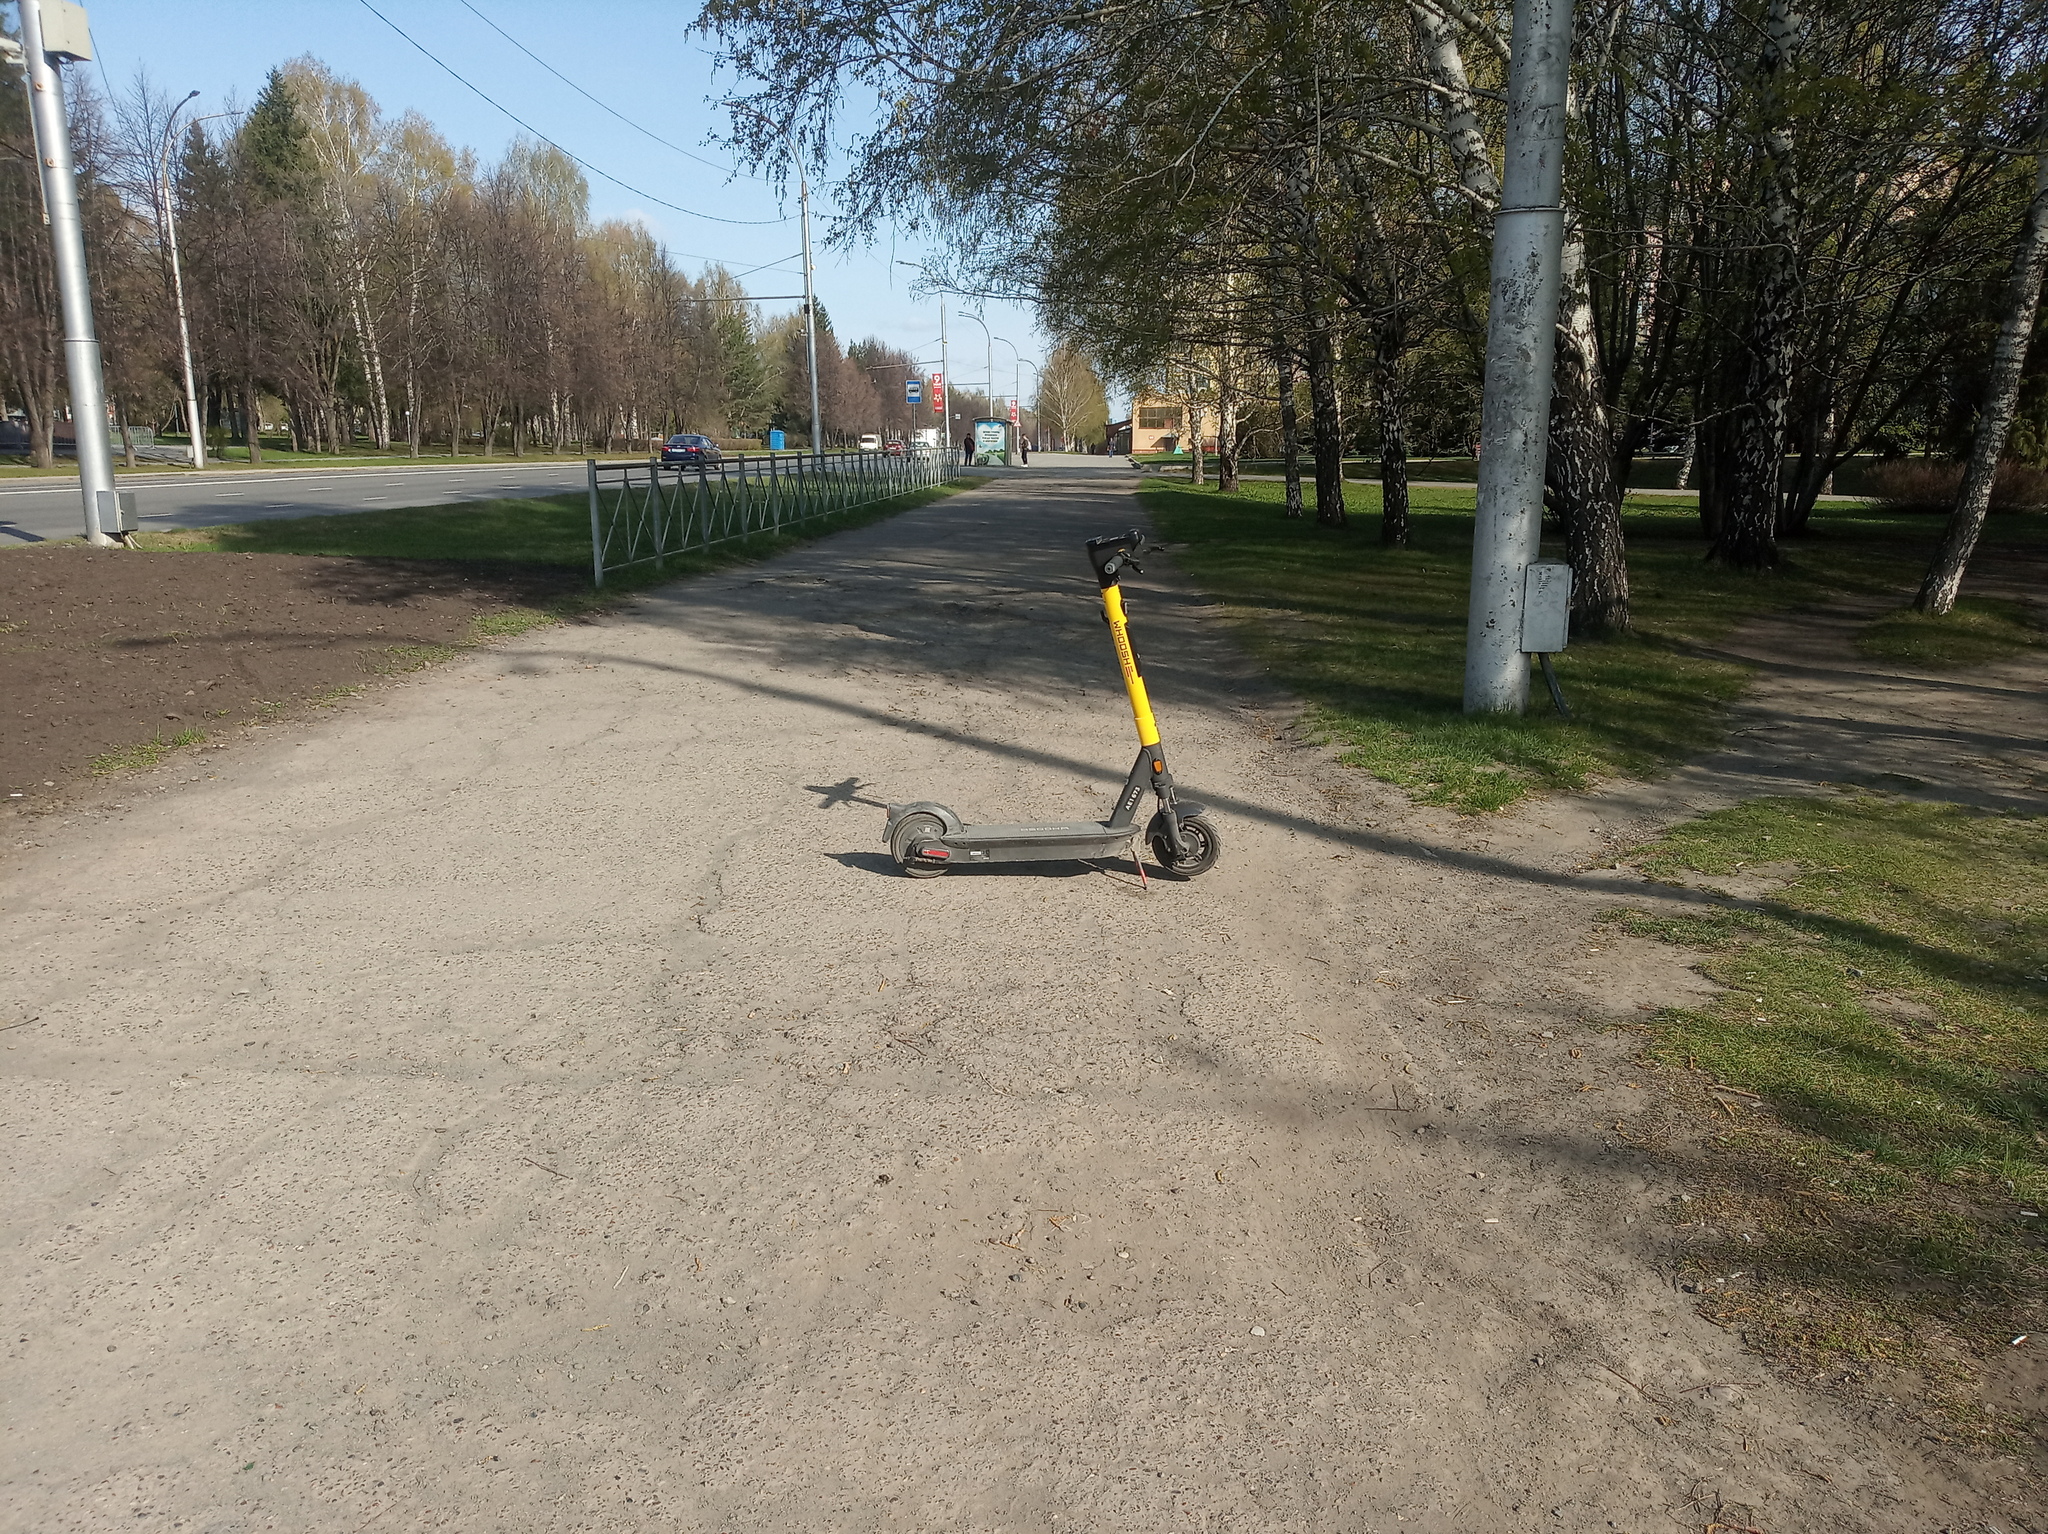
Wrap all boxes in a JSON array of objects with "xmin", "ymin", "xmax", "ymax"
[{"xmin": 586, "ymin": 448, "xmax": 953, "ymax": 586}]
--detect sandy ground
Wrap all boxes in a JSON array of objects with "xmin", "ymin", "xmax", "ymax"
[{"xmin": 3, "ymin": 466, "xmax": 2037, "ymax": 1532}]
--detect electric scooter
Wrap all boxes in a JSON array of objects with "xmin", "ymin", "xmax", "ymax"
[{"xmin": 883, "ymin": 529, "xmax": 1222, "ymax": 880}]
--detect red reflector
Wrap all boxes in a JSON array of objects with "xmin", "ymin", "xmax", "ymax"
[{"xmin": 923, "ymin": 848, "xmax": 950, "ymax": 859}]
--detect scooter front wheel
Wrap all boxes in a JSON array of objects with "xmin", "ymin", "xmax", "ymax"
[
  {"xmin": 890, "ymin": 812, "xmax": 951, "ymax": 878},
  {"xmin": 1147, "ymin": 812, "xmax": 1221, "ymax": 879}
]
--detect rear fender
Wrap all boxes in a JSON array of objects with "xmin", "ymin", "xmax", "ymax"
[{"xmin": 885, "ymin": 802, "xmax": 964, "ymax": 841}]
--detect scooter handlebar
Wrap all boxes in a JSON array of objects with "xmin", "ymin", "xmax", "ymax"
[{"xmin": 1086, "ymin": 528, "xmax": 1148, "ymax": 587}]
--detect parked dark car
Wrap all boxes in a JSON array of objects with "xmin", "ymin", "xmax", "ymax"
[{"xmin": 660, "ymin": 433, "xmax": 723, "ymax": 468}]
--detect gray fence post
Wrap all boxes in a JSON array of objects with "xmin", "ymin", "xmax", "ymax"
[
  {"xmin": 587, "ymin": 458, "xmax": 604, "ymax": 588},
  {"xmin": 649, "ymin": 456, "xmax": 667, "ymax": 568}
]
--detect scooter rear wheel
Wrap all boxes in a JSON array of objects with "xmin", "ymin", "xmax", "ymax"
[
  {"xmin": 1148, "ymin": 812, "xmax": 1221, "ymax": 879},
  {"xmin": 890, "ymin": 812, "xmax": 950, "ymax": 878}
]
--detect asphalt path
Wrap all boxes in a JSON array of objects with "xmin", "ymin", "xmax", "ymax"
[{"xmin": 0, "ymin": 459, "xmax": 593, "ymax": 544}]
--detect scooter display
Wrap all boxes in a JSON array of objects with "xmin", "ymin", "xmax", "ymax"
[{"xmin": 883, "ymin": 529, "xmax": 1223, "ymax": 880}]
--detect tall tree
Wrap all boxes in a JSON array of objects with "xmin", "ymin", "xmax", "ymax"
[{"xmin": 1918, "ymin": 114, "xmax": 2048, "ymax": 612}]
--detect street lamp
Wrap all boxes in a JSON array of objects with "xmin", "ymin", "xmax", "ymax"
[
  {"xmin": 895, "ymin": 260, "xmax": 949, "ymax": 456},
  {"xmin": 956, "ymin": 309, "xmax": 994, "ymax": 435},
  {"xmin": 995, "ymin": 338, "xmax": 1040, "ymax": 452},
  {"xmin": 158, "ymin": 91, "xmax": 209, "ymax": 468},
  {"xmin": 16, "ymin": 0, "xmax": 119, "ymax": 543},
  {"xmin": 740, "ymin": 108, "xmax": 820, "ymax": 461}
]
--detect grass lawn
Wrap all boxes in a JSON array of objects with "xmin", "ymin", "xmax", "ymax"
[
  {"xmin": 1856, "ymin": 595, "xmax": 2046, "ymax": 670},
  {"xmin": 1612, "ymin": 796, "xmax": 2045, "ymax": 1439},
  {"xmin": 136, "ymin": 494, "xmax": 599, "ymax": 564},
  {"xmin": 134, "ymin": 477, "xmax": 990, "ymax": 603},
  {"xmin": 1136, "ymin": 453, "xmax": 1900, "ymax": 495},
  {"xmin": 1142, "ymin": 478, "xmax": 2043, "ymax": 812}
]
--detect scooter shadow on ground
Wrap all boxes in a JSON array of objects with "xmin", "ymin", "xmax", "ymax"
[{"xmin": 824, "ymin": 849, "xmax": 1151, "ymax": 882}]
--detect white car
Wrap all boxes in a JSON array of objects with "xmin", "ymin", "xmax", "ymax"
[{"xmin": 858, "ymin": 433, "xmax": 882, "ymax": 452}]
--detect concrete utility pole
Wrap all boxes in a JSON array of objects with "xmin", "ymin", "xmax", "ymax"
[
  {"xmin": 20, "ymin": 0, "xmax": 119, "ymax": 544},
  {"xmin": 159, "ymin": 90, "xmax": 206, "ymax": 468},
  {"xmin": 747, "ymin": 106, "xmax": 822, "ymax": 458},
  {"xmin": 1462, "ymin": 0, "xmax": 1574, "ymax": 713},
  {"xmin": 895, "ymin": 259, "xmax": 950, "ymax": 454},
  {"xmin": 958, "ymin": 308, "xmax": 994, "ymax": 439},
  {"xmin": 796, "ymin": 164, "xmax": 822, "ymax": 460}
]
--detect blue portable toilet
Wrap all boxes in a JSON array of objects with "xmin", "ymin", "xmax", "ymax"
[{"xmin": 769, "ymin": 429, "xmax": 785, "ymax": 451}]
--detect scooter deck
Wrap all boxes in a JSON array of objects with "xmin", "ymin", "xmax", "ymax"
[{"xmin": 935, "ymin": 819, "xmax": 1138, "ymax": 864}]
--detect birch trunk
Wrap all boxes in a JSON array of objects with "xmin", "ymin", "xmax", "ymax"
[
  {"xmin": 1547, "ymin": 228, "xmax": 1631, "ymax": 631},
  {"xmin": 1217, "ymin": 341, "xmax": 1240, "ymax": 492},
  {"xmin": 1276, "ymin": 336, "xmax": 1304, "ymax": 518},
  {"xmin": 1409, "ymin": 2, "xmax": 1502, "ymax": 205},
  {"xmin": 355, "ymin": 265, "xmax": 392, "ymax": 449},
  {"xmin": 1373, "ymin": 317, "xmax": 1411, "ymax": 547},
  {"xmin": 1713, "ymin": 0, "xmax": 1805, "ymax": 570},
  {"xmin": 1305, "ymin": 296, "xmax": 1346, "ymax": 526},
  {"xmin": 1917, "ymin": 128, "xmax": 2048, "ymax": 614}
]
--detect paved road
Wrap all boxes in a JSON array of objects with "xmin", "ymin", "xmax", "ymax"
[
  {"xmin": 0, "ymin": 459, "xmax": 593, "ymax": 544},
  {"xmin": 2, "ymin": 466, "xmax": 1992, "ymax": 1529}
]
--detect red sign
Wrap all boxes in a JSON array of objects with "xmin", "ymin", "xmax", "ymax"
[
  {"xmin": 930, "ymin": 372, "xmax": 944, "ymax": 414},
  {"xmin": 1008, "ymin": 398, "xmax": 1019, "ymax": 425}
]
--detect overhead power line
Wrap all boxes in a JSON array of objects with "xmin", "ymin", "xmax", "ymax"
[
  {"xmin": 455, "ymin": 0, "xmax": 743, "ymax": 179},
  {"xmin": 352, "ymin": 0, "xmax": 791, "ymax": 228}
]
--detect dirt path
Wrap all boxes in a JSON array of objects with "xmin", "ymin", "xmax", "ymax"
[{"xmin": 2, "ymin": 468, "xmax": 2033, "ymax": 1531}]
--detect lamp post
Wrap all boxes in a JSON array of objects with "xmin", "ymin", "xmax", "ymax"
[
  {"xmin": 158, "ymin": 91, "xmax": 208, "ymax": 468},
  {"xmin": 996, "ymin": 338, "xmax": 1039, "ymax": 452},
  {"xmin": 17, "ymin": 0, "xmax": 118, "ymax": 543},
  {"xmin": 1462, "ymin": 0, "xmax": 1574, "ymax": 714},
  {"xmin": 957, "ymin": 309, "xmax": 994, "ymax": 448},
  {"xmin": 742, "ymin": 109, "xmax": 820, "ymax": 460},
  {"xmin": 895, "ymin": 260, "xmax": 948, "ymax": 458}
]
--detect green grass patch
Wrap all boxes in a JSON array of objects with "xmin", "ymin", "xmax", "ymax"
[
  {"xmin": 1142, "ymin": 478, "xmax": 2038, "ymax": 812},
  {"xmin": 375, "ymin": 643, "xmax": 466, "ymax": 675},
  {"xmin": 1855, "ymin": 596, "xmax": 2045, "ymax": 670},
  {"xmin": 132, "ymin": 479, "xmax": 990, "ymax": 706},
  {"xmin": 132, "ymin": 478, "xmax": 989, "ymax": 580},
  {"xmin": 134, "ymin": 495, "xmax": 596, "ymax": 564},
  {"xmin": 470, "ymin": 606, "xmax": 559, "ymax": 640},
  {"xmin": 1612, "ymin": 796, "xmax": 2046, "ymax": 1403},
  {"xmin": 92, "ymin": 727, "xmax": 207, "ymax": 775}
]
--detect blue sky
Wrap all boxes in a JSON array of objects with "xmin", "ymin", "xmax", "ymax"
[{"xmin": 56, "ymin": 0, "xmax": 1047, "ymax": 404}]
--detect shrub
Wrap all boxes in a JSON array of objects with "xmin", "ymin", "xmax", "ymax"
[{"xmin": 1863, "ymin": 457, "xmax": 2048, "ymax": 514}]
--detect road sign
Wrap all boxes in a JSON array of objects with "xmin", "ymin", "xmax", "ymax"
[
  {"xmin": 930, "ymin": 372, "xmax": 944, "ymax": 414},
  {"xmin": 905, "ymin": 378, "xmax": 922, "ymax": 404}
]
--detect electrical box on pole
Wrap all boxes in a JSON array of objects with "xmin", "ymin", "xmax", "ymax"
[
  {"xmin": 37, "ymin": 0, "xmax": 92, "ymax": 58},
  {"xmin": 1519, "ymin": 560, "xmax": 1572, "ymax": 654}
]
